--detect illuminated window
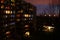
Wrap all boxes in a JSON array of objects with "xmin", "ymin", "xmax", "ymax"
[
  {"xmin": 5, "ymin": 31, "xmax": 11, "ymax": 38},
  {"xmin": 29, "ymin": 8, "xmax": 33, "ymax": 11},
  {"xmin": 24, "ymin": 31, "xmax": 30, "ymax": 37},
  {"xmin": 5, "ymin": 24, "xmax": 8, "ymax": 27},
  {"xmin": 4, "ymin": 10, "xmax": 12, "ymax": 14},
  {"xmin": 24, "ymin": 14, "xmax": 31, "ymax": 17},
  {"xmin": 6, "ymin": 31, "xmax": 11, "ymax": 35},
  {"xmin": 25, "ymin": 25, "xmax": 29, "ymax": 27},
  {"xmin": 11, "ymin": 3, "xmax": 15, "ymax": 6},
  {"xmin": 5, "ymin": 6, "xmax": 10, "ymax": 9},
  {"xmin": 43, "ymin": 26, "xmax": 55, "ymax": 32},
  {"xmin": 44, "ymin": 14, "xmax": 47, "ymax": 16},
  {"xmin": 16, "ymin": 14, "xmax": 20, "ymax": 17},
  {"xmin": 17, "ymin": 10, "xmax": 23, "ymax": 13},
  {"xmin": 54, "ymin": 15, "xmax": 56, "ymax": 17},
  {"xmin": 11, "ymin": 0, "xmax": 15, "ymax": 2},
  {"xmin": 1, "ymin": 5, "xmax": 4, "ymax": 9},
  {"xmin": 24, "ymin": 14, "xmax": 29, "ymax": 17},
  {"xmin": 16, "ymin": 19, "xmax": 20, "ymax": 21},
  {"xmin": 49, "ymin": 14, "xmax": 51, "ymax": 17},
  {"xmin": 1, "ymin": 0, "xmax": 4, "ymax": 3}
]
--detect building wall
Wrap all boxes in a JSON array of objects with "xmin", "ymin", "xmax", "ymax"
[{"xmin": 0, "ymin": 0, "xmax": 36, "ymax": 39}]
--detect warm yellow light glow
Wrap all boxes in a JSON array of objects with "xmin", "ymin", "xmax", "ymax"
[
  {"xmin": 44, "ymin": 15, "xmax": 47, "ymax": 16},
  {"xmin": 48, "ymin": 27, "xmax": 52, "ymax": 30},
  {"xmin": 6, "ymin": 10, "xmax": 10, "ymax": 13},
  {"xmin": 11, "ymin": 0, "xmax": 15, "ymax": 2},
  {"xmin": 5, "ymin": 10, "xmax": 12, "ymax": 14},
  {"xmin": 25, "ymin": 31, "xmax": 30, "ymax": 37},
  {"xmin": 24, "ymin": 14, "xmax": 31, "ymax": 17},
  {"xmin": 11, "ymin": 3, "xmax": 15, "ymax": 6},
  {"xmin": 29, "ymin": 15, "xmax": 31, "ymax": 17},
  {"xmin": 1, "ymin": 5, "xmax": 4, "ymax": 9},
  {"xmin": 25, "ymin": 25, "xmax": 29, "ymax": 27},
  {"xmin": 29, "ymin": 8, "xmax": 33, "ymax": 11},
  {"xmin": 16, "ymin": 19, "xmax": 20, "ymax": 21},
  {"xmin": 43, "ymin": 26, "xmax": 55, "ymax": 32},
  {"xmin": 6, "ymin": 31, "xmax": 11, "ymax": 35},
  {"xmin": 20, "ymin": 10, "xmax": 23, "ymax": 13},
  {"xmin": 54, "ymin": 15, "xmax": 56, "ymax": 17},
  {"xmin": 1, "ymin": 1, "xmax": 4, "ymax": 3},
  {"xmin": 5, "ymin": 31, "xmax": 11, "ymax": 38},
  {"xmin": 49, "ymin": 14, "xmax": 51, "ymax": 17},
  {"xmin": 18, "ymin": 10, "xmax": 23, "ymax": 13},
  {"xmin": 24, "ymin": 14, "xmax": 29, "ymax": 17}
]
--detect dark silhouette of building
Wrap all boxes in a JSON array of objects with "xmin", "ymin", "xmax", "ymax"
[{"xmin": 0, "ymin": 0, "xmax": 36, "ymax": 40}]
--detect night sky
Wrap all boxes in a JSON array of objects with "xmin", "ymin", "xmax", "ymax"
[
  {"xmin": 25, "ymin": 0, "xmax": 49, "ymax": 5},
  {"xmin": 25, "ymin": 0, "xmax": 59, "ymax": 15},
  {"xmin": 25, "ymin": 0, "xmax": 58, "ymax": 5}
]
